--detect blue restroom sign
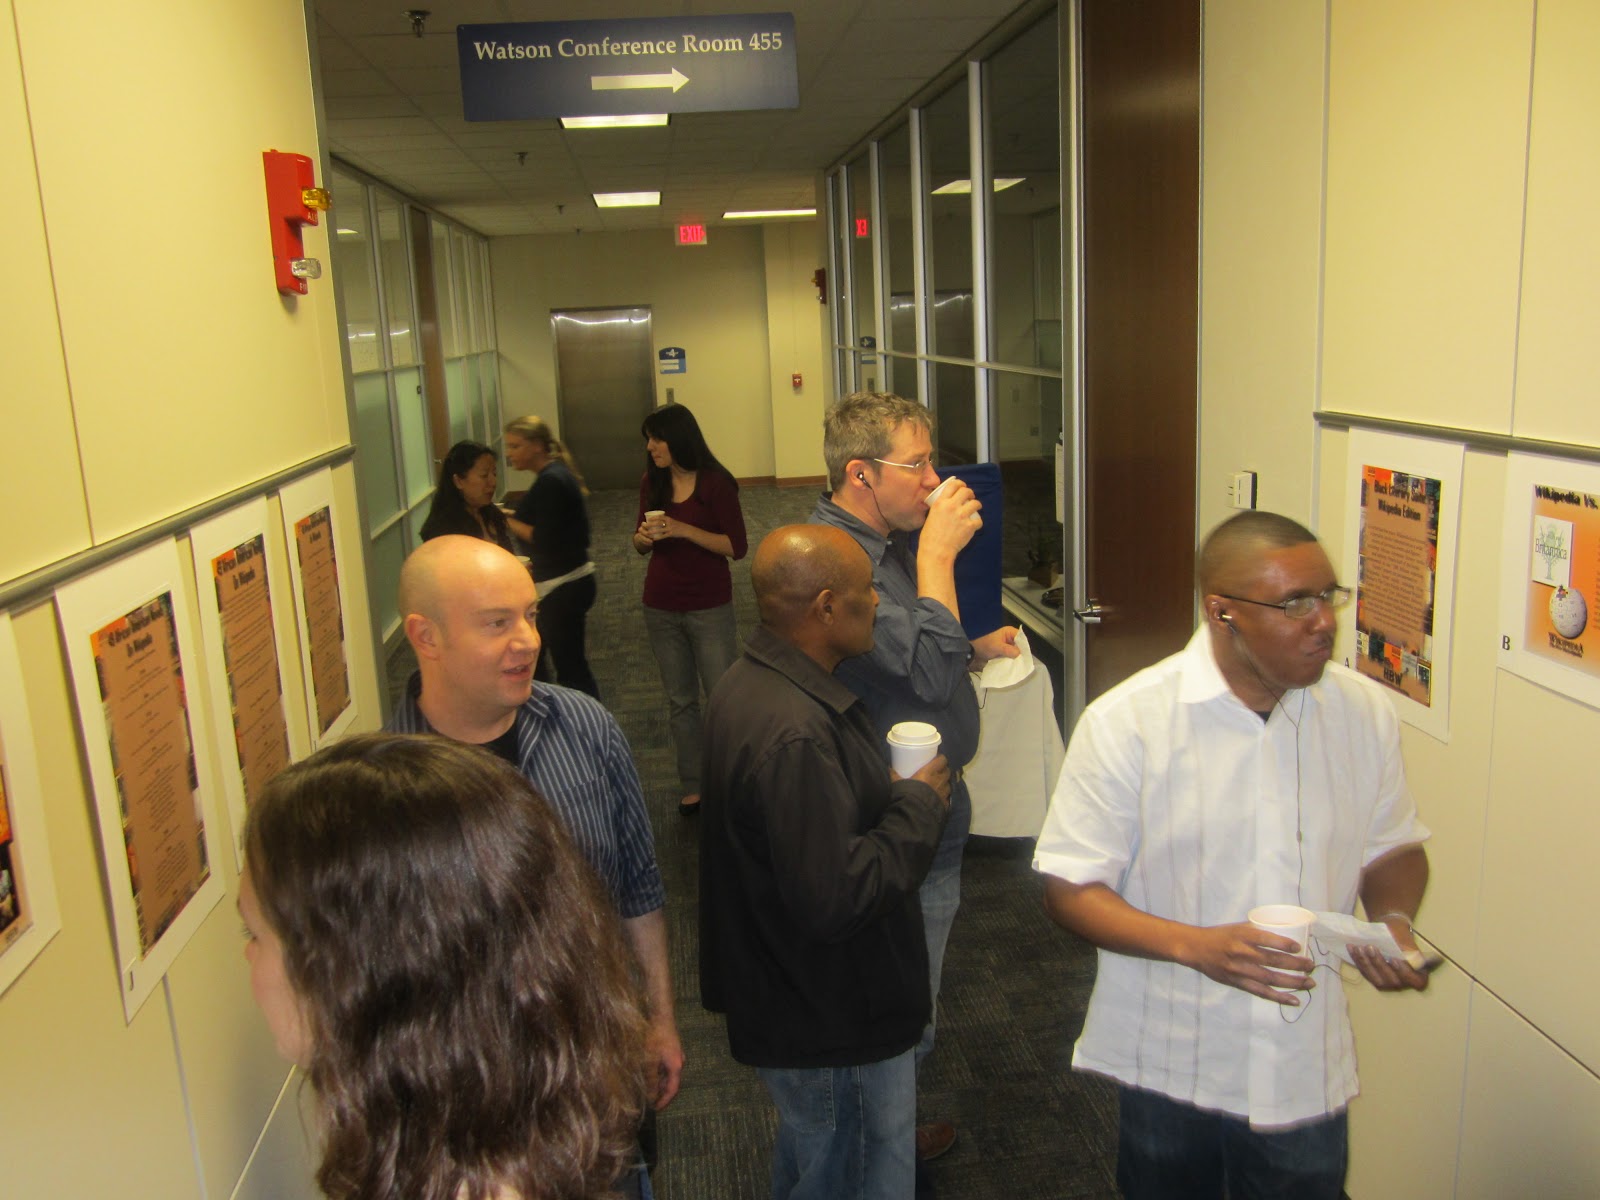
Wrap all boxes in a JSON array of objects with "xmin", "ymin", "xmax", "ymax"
[
  {"xmin": 457, "ymin": 13, "xmax": 798, "ymax": 121},
  {"xmin": 659, "ymin": 346, "xmax": 686, "ymax": 374}
]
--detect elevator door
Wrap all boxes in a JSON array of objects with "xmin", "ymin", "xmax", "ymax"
[{"xmin": 551, "ymin": 307, "xmax": 655, "ymax": 491}]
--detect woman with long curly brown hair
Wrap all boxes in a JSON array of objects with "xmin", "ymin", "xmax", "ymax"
[{"xmin": 239, "ymin": 732, "xmax": 652, "ymax": 1200}]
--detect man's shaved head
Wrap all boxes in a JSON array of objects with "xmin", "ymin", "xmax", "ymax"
[
  {"xmin": 1198, "ymin": 511, "xmax": 1318, "ymax": 596},
  {"xmin": 748, "ymin": 531, "xmax": 864, "ymax": 633},
  {"xmin": 752, "ymin": 525, "xmax": 868, "ymax": 634},
  {"xmin": 398, "ymin": 535, "xmax": 507, "ymax": 621}
]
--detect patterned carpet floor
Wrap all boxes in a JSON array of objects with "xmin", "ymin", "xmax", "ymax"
[{"xmin": 390, "ymin": 482, "xmax": 1117, "ymax": 1198}]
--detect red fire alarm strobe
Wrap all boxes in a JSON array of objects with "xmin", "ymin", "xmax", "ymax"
[{"xmin": 263, "ymin": 150, "xmax": 331, "ymax": 295}]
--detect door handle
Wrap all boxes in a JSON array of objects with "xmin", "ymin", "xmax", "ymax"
[{"xmin": 1073, "ymin": 599, "xmax": 1106, "ymax": 625}]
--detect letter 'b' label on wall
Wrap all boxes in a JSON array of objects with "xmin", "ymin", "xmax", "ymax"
[{"xmin": 458, "ymin": 13, "xmax": 799, "ymax": 121}]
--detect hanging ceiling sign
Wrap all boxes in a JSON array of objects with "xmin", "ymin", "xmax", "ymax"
[{"xmin": 457, "ymin": 13, "xmax": 798, "ymax": 121}]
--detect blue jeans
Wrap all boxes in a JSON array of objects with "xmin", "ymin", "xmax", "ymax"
[
  {"xmin": 643, "ymin": 603, "xmax": 738, "ymax": 792},
  {"xmin": 757, "ymin": 1050, "xmax": 917, "ymax": 1200},
  {"xmin": 1116, "ymin": 1086, "xmax": 1348, "ymax": 1200},
  {"xmin": 914, "ymin": 854, "xmax": 961, "ymax": 1070},
  {"xmin": 915, "ymin": 778, "xmax": 968, "ymax": 1069}
]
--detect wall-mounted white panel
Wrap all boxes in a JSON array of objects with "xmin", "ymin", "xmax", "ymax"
[
  {"xmin": 1457, "ymin": 986, "xmax": 1600, "ymax": 1198},
  {"xmin": 1345, "ymin": 962, "xmax": 1470, "ymax": 1199},
  {"xmin": 1315, "ymin": 437, "xmax": 1493, "ymax": 972},
  {"xmin": 230, "ymin": 1071, "xmax": 320, "ymax": 1200},
  {"xmin": 1321, "ymin": 1, "xmax": 1533, "ymax": 432},
  {"xmin": 0, "ymin": 604, "xmax": 200, "ymax": 1198},
  {"xmin": 1477, "ymin": 669, "xmax": 1600, "ymax": 1074},
  {"xmin": 0, "ymin": 8, "xmax": 90, "ymax": 580},
  {"xmin": 1197, "ymin": 0, "xmax": 1326, "ymax": 534},
  {"xmin": 167, "ymin": 897, "xmax": 304, "ymax": 1200},
  {"xmin": 14, "ymin": 0, "xmax": 348, "ymax": 544},
  {"xmin": 1513, "ymin": 0, "xmax": 1600, "ymax": 449}
]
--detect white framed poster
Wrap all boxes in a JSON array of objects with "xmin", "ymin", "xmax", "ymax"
[
  {"xmin": 1339, "ymin": 430, "xmax": 1464, "ymax": 742},
  {"xmin": 1499, "ymin": 452, "xmax": 1600, "ymax": 711},
  {"xmin": 277, "ymin": 469, "xmax": 355, "ymax": 747},
  {"xmin": 190, "ymin": 498, "xmax": 307, "ymax": 865},
  {"xmin": 54, "ymin": 540, "xmax": 226, "ymax": 1021},
  {"xmin": 0, "ymin": 611, "xmax": 63, "ymax": 997}
]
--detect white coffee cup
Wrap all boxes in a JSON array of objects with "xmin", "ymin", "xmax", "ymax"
[
  {"xmin": 924, "ymin": 476, "xmax": 956, "ymax": 506},
  {"xmin": 644, "ymin": 509, "xmax": 666, "ymax": 533},
  {"xmin": 1248, "ymin": 904, "xmax": 1316, "ymax": 955},
  {"xmin": 887, "ymin": 721, "xmax": 941, "ymax": 776}
]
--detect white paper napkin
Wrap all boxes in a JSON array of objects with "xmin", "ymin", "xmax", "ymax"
[{"xmin": 977, "ymin": 628, "xmax": 1035, "ymax": 690}]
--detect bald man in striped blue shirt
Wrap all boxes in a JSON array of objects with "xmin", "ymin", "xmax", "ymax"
[{"xmin": 388, "ymin": 535, "xmax": 683, "ymax": 1113}]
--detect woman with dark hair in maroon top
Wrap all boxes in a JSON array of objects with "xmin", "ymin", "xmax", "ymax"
[{"xmin": 632, "ymin": 404, "xmax": 748, "ymax": 816}]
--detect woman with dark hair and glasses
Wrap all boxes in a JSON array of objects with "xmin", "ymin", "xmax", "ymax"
[
  {"xmin": 419, "ymin": 440, "xmax": 516, "ymax": 554},
  {"xmin": 631, "ymin": 404, "xmax": 747, "ymax": 816},
  {"xmin": 239, "ymin": 733, "xmax": 653, "ymax": 1200}
]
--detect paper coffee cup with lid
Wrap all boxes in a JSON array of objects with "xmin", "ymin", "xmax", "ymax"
[{"xmin": 887, "ymin": 721, "xmax": 941, "ymax": 776}]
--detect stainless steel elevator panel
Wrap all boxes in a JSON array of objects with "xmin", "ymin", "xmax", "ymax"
[{"xmin": 551, "ymin": 307, "xmax": 655, "ymax": 491}]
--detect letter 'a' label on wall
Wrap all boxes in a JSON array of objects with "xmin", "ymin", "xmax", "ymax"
[
  {"xmin": 659, "ymin": 347, "xmax": 686, "ymax": 375},
  {"xmin": 458, "ymin": 14, "xmax": 799, "ymax": 121}
]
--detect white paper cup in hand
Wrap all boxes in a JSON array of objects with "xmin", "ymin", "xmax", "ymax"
[
  {"xmin": 644, "ymin": 509, "xmax": 666, "ymax": 533},
  {"xmin": 887, "ymin": 721, "xmax": 941, "ymax": 776},
  {"xmin": 924, "ymin": 476, "xmax": 956, "ymax": 507},
  {"xmin": 1248, "ymin": 904, "xmax": 1316, "ymax": 955}
]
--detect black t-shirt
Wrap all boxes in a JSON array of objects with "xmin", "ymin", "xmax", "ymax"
[{"xmin": 512, "ymin": 460, "xmax": 590, "ymax": 579}]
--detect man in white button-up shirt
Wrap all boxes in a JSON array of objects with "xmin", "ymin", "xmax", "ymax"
[{"xmin": 1035, "ymin": 511, "xmax": 1431, "ymax": 1199}]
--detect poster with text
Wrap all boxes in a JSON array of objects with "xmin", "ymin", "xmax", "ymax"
[
  {"xmin": 55, "ymin": 540, "xmax": 225, "ymax": 1021},
  {"xmin": 0, "ymin": 612, "xmax": 62, "ymax": 997},
  {"xmin": 1499, "ymin": 454, "xmax": 1600, "ymax": 710},
  {"xmin": 1341, "ymin": 432, "xmax": 1463, "ymax": 742},
  {"xmin": 278, "ymin": 470, "xmax": 356, "ymax": 746},
  {"xmin": 191, "ymin": 499, "xmax": 307, "ymax": 866}
]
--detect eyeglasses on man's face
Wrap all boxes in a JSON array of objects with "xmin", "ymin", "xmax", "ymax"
[
  {"xmin": 872, "ymin": 456, "xmax": 937, "ymax": 474},
  {"xmin": 1218, "ymin": 585, "xmax": 1352, "ymax": 620}
]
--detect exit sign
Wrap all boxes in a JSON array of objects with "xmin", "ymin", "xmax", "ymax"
[{"xmin": 676, "ymin": 223, "xmax": 708, "ymax": 246}]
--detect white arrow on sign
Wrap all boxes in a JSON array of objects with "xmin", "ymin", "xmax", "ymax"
[{"xmin": 591, "ymin": 67, "xmax": 690, "ymax": 93}]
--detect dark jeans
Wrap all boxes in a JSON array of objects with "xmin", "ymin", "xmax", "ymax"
[
  {"xmin": 534, "ymin": 574, "xmax": 599, "ymax": 699},
  {"xmin": 1116, "ymin": 1086, "xmax": 1347, "ymax": 1200}
]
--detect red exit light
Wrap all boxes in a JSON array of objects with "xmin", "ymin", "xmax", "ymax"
[
  {"xmin": 855, "ymin": 217, "xmax": 870, "ymax": 238},
  {"xmin": 676, "ymin": 223, "xmax": 708, "ymax": 246}
]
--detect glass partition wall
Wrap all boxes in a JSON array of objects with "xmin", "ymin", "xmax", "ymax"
[
  {"xmin": 828, "ymin": 6, "xmax": 1064, "ymax": 621},
  {"xmin": 329, "ymin": 165, "xmax": 501, "ymax": 649}
]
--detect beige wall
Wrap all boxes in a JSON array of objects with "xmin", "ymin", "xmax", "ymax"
[
  {"xmin": 762, "ymin": 221, "xmax": 830, "ymax": 482},
  {"xmin": 1201, "ymin": 2, "xmax": 1600, "ymax": 1195},
  {"xmin": 490, "ymin": 225, "xmax": 779, "ymax": 484},
  {"xmin": 0, "ymin": 0, "xmax": 380, "ymax": 1194}
]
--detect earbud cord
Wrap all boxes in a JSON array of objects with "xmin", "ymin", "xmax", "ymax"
[
  {"xmin": 858, "ymin": 471, "xmax": 890, "ymax": 534},
  {"xmin": 1230, "ymin": 624, "xmax": 1324, "ymax": 1025}
]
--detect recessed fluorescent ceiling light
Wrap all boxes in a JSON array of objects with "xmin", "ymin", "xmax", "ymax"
[
  {"xmin": 561, "ymin": 114, "xmax": 669, "ymax": 129},
  {"xmin": 593, "ymin": 191, "xmax": 661, "ymax": 208},
  {"xmin": 930, "ymin": 177, "xmax": 1026, "ymax": 195},
  {"xmin": 722, "ymin": 208, "xmax": 817, "ymax": 219}
]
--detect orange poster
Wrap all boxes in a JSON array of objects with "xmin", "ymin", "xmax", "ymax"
[
  {"xmin": 1354, "ymin": 466, "xmax": 1440, "ymax": 707},
  {"xmin": 1523, "ymin": 484, "xmax": 1600, "ymax": 681},
  {"xmin": 0, "ymin": 761, "xmax": 27, "ymax": 951},
  {"xmin": 90, "ymin": 595, "xmax": 209, "ymax": 952},
  {"xmin": 212, "ymin": 534, "xmax": 291, "ymax": 806},
  {"xmin": 294, "ymin": 506, "xmax": 351, "ymax": 735}
]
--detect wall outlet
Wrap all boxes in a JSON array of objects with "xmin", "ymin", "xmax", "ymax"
[{"xmin": 1229, "ymin": 470, "xmax": 1257, "ymax": 510}]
